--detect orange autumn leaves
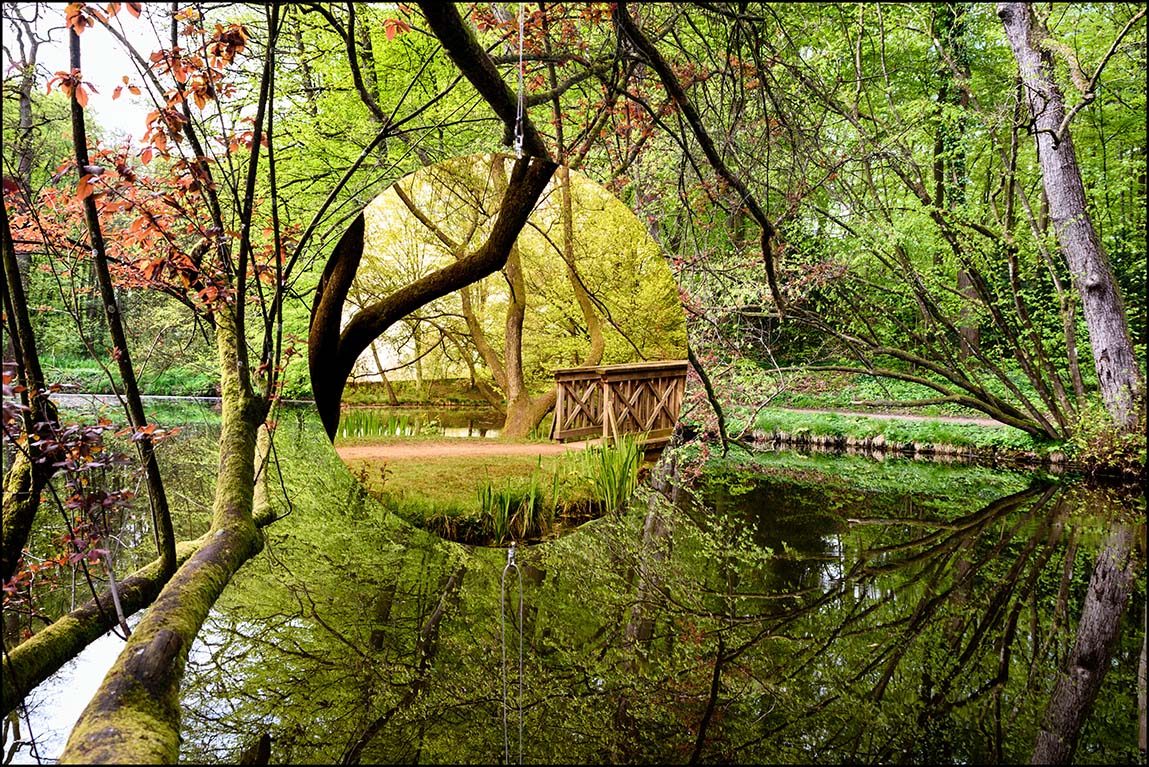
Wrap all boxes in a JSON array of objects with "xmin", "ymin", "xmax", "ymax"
[
  {"xmin": 20, "ymin": 5, "xmax": 275, "ymax": 315},
  {"xmin": 46, "ymin": 3, "xmax": 142, "ymax": 107},
  {"xmin": 49, "ymin": 2, "xmax": 253, "ymax": 184}
]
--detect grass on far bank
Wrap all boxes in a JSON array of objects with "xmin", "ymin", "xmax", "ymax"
[
  {"xmin": 41, "ymin": 355, "xmax": 218, "ymax": 397},
  {"xmin": 742, "ymin": 407, "xmax": 1047, "ymax": 454}
]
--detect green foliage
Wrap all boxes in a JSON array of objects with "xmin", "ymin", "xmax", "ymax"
[
  {"xmin": 764, "ymin": 368, "xmax": 1048, "ymax": 419},
  {"xmin": 341, "ymin": 379, "xmax": 489, "ymax": 406},
  {"xmin": 1, "ymin": 87, "xmax": 87, "ymax": 192},
  {"xmin": 527, "ymin": 413, "xmax": 554, "ymax": 442},
  {"xmin": 6, "ymin": 2, "xmax": 1145, "ymax": 758},
  {"xmin": 751, "ymin": 407, "xmax": 1043, "ymax": 453},
  {"xmin": 710, "ymin": 454, "xmax": 1031, "ymax": 510},
  {"xmin": 579, "ymin": 434, "xmax": 645, "ymax": 514},
  {"xmin": 339, "ymin": 430, "xmax": 648, "ymax": 544},
  {"xmin": 660, "ymin": 2, "xmax": 1145, "ymax": 452},
  {"xmin": 277, "ymin": 355, "xmax": 313, "ymax": 400},
  {"xmin": 41, "ymin": 355, "xmax": 218, "ymax": 397},
  {"xmin": 18, "ymin": 402, "xmax": 1134, "ymax": 764},
  {"xmin": 1066, "ymin": 396, "xmax": 1147, "ymax": 471}
]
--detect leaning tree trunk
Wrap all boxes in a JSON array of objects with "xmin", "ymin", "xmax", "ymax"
[
  {"xmin": 58, "ymin": 310, "xmax": 270, "ymax": 764},
  {"xmin": 998, "ymin": 3, "xmax": 1144, "ymax": 431}
]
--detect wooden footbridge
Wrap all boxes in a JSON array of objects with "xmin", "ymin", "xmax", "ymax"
[{"xmin": 551, "ymin": 360, "xmax": 689, "ymax": 449}]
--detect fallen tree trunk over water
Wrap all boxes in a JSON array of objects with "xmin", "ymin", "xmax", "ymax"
[{"xmin": 1, "ymin": 501, "xmax": 278, "ymax": 719}]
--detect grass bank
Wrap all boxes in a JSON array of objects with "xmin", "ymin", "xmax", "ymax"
[
  {"xmin": 41, "ymin": 355, "xmax": 219, "ymax": 397},
  {"xmin": 748, "ymin": 408, "xmax": 1042, "ymax": 454},
  {"xmin": 341, "ymin": 435, "xmax": 648, "ymax": 545}
]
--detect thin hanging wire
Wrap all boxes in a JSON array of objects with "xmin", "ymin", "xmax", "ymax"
[
  {"xmin": 514, "ymin": 2, "xmax": 525, "ymax": 158},
  {"xmin": 501, "ymin": 542, "xmax": 524, "ymax": 765}
]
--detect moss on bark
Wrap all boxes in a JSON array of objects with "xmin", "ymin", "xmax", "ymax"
[
  {"xmin": 2, "ymin": 449, "xmax": 39, "ymax": 581},
  {"xmin": 2, "ymin": 444, "xmax": 278, "ymax": 720},
  {"xmin": 58, "ymin": 310, "xmax": 270, "ymax": 764},
  {"xmin": 2, "ymin": 534, "xmax": 204, "ymax": 718}
]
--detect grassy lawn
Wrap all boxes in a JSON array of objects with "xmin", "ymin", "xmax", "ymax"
[
  {"xmin": 337, "ymin": 434, "xmax": 648, "ymax": 545},
  {"xmin": 342, "ymin": 452, "xmax": 568, "ymax": 510}
]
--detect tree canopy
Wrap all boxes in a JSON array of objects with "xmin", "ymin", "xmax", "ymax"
[{"xmin": 1, "ymin": 2, "xmax": 1144, "ymax": 763}]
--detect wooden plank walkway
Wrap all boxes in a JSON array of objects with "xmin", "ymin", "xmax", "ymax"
[{"xmin": 551, "ymin": 360, "xmax": 688, "ymax": 448}]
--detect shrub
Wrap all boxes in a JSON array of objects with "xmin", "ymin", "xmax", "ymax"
[{"xmin": 1067, "ymin": 398, "xmax": 1147, "ymax": 473}]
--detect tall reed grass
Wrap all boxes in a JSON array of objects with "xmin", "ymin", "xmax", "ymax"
[
  {"xmin": 339, "ymin": 410, "xmax": 443, "ymax": 440},
  {"xmin": 580, "ymin": 433, "xmax": 644, "ymax": 514},
  {"xmin": 477, "ymin": 459, "xmax": 553, "ymax": 544},
  {"xmin": 370, "ymin": 436, "xmax": 647, "ymax": 545}
]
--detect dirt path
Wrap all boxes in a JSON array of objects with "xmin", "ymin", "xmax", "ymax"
[{"xmin": 335, "ymin": 439, "xmax": 598, "ymax": 461}]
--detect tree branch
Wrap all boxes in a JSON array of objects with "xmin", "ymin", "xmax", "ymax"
[
  {"xmin": 416, "ymin": 2, "xmax": 550, "ymax": 159},
  {"xmin": 1052, "ymin": 7, "xmax": 1145, "ymax": 146},
  {"xmin": 309, "ymin": 156, "xmax": 556, "ymax": 439},
  {"xmin": 616, "ymin": 2, "xmax": 783, "ymax": 313}
]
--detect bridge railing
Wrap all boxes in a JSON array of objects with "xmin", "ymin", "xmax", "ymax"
[{"xmin": 551, "ymin": 360, "xmax": 689, "ymax": 447}]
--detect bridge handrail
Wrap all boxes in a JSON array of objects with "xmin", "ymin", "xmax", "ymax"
[{"xmin": 552, "ymin": 359, "xmax": 688, "ymax": 446}]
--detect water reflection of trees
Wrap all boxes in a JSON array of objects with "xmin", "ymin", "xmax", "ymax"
[
  {"xmin": 178, "ymin": 454, "xmax": 1144, "ymax": 765},
  {"xmin": 645, "ymin": 479, "xmax": 1143, "ymax": 764}
]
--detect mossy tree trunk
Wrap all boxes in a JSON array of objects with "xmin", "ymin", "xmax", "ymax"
[
  {"xmin": 59, "ymin": 309, "xmax": 271, "ymax": 764},
  {"xmin": 3, "ymin": 535, "xmax": 203, "ymax": 719},
  {"xmin": 1, "ymin": 185, "xmax": 59, "ymax": 585},
  {"xmin": 1, "ymin": 472, "xmax": 278, "ymax": 720}
]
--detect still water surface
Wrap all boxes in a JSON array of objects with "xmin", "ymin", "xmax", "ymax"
[{"xmin": 8, "ymin": 406, "xmax": 1145, "ymax": 764}]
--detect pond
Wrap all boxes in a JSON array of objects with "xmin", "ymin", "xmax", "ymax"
[
  {"xmin": 7, "ymin": 404, "xmax": 1145, "ymax": 764},
  {"xmin": 339, "ymin": 406, "xmax": 504, "ymax": 439}
]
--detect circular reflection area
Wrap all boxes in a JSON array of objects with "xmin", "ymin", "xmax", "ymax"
[{"xmin": 322, "ymin": 154, "xmax": 687, "ymax": 545}]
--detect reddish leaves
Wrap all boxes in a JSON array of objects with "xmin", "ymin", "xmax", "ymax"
[
  {"xmin": 1, "ymin": 403, "xmax": 140, "ymax": 615},
  {"xmin": 383, "ymin": 17, "xmax": 411, "ymax": 42},
  {"xmin": 206, "ymin": 23, "xmax": 247, "ymax": 66},
  {"xmin": 76, "ymin": 173, "xmax": 97, "ymax": 201},
  {"xmin": 142, "ymin": 107, "xmax": 187, "ymax": 155},
  {"xmin": 46, "ymin": 69, "xmax": 97, "ymax": 107},
  {"xmin": 65, "ymin": 3, "xmax": 101, "ymax": 33},
  {"xmin": 149, "ymin": 47, "xmax": 191, "ymax": 84},
  {"xmin": 114, "ymin": 422, "xmax": 182, "ymax": 443},
  {"xmin": 112, "ymin": 74, "xmax": 142, "ymax": 101},
  {"xmin": 64, "ymin": 2, "xmax": 140, "ymax": 33}
]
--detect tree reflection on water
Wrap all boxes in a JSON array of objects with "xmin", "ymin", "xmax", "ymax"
[{"xmin": 177, "ymin": 418, "xmax": 1144, "ymax": 764}]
